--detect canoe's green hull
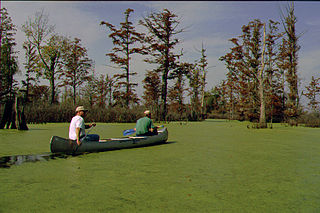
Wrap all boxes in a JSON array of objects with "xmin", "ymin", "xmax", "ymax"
[{"xmin": 50, "ymin": 128, "xmax": 168, "ymax": 154}]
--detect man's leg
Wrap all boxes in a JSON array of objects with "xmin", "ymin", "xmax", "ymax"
[
  {"xmin": 151, "ymin": 127, "xmax": 158, "ymax": 135},
  {"xmin": 85, "ymin": 134, "xmax": 100, "ymax": 141}
]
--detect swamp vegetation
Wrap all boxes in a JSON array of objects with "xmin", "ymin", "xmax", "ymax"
[{"xmin": 1, "ymin": 120, "xmax": 320, "ymax": 212}]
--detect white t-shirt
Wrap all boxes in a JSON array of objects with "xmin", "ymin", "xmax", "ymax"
[{"xmin": 69, "ymin": 115, "xmax": 85, "ymax": 140}]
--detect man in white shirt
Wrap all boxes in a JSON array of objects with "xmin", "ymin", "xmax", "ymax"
[{"xmin": 69, "ymin": 106, "xmax": 98, "ymax": 145}]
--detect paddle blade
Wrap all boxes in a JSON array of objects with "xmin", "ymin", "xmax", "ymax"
[{"xmin": 123, "ymin": 129, "xmax": 136, "ymax": 136}]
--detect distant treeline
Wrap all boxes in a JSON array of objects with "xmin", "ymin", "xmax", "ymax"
[
  {"xmin": 22, "ymin": 100, "xmax": 207, "ymax": 124},
  {"xmin": 24, "ymin": 102, "xmax": 143, "ymax": 124},
  {"xmin": 1, "ymin": 5, "xmax": 320, "ymax": 130},
  {"xmin": 0, "ymin": 97, "xmax": 319, "ymax": 127}
]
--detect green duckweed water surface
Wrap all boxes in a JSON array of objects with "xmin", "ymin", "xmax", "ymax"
[{"xmin": 1, "ymin": 120, "xmax": 320, "ymax": 212}]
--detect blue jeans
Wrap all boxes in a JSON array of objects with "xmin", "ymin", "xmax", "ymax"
[{"xmin": 82, "ymin": 134, "xmax": 100, "ymax": 141}]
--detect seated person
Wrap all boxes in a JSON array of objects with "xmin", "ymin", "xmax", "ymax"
[
  {"xmin": 134, "ymin": 110, "xmax": 158, "ymax": 136},
  {"xmin": 69, "ymin": 106, "xmax": 99, "ymax": 145}
]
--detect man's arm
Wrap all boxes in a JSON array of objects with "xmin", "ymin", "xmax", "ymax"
[
  {"xmin": 85, "ymin": 123, "xmax": 96, "ymax": 129},
  {"xmin": 76, "ymin": 127, "xmax": 81, "ymax": 145},
  {"xmin": 149, "ymin": 119, "xmax": 156, "ymax": 132}
]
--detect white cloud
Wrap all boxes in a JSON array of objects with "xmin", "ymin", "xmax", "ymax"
[
  {"xmin": 2, "ymin": 1, "xmax": 107, "ymax": 80},
  {"xmin": 299, "ymin": 49, "xmax": 320, "ymax": 84}
]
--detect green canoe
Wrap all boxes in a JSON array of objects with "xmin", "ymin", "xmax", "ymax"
[{"xmin": 50, "ymin": 128, "xmax": 168, "ymax": 154}]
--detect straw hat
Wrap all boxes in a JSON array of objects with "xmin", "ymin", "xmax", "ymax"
[
  {"xmin": 75, "ymin": 106, "xmax": 88, "ymax": 112},
  {"xmin": 144, "ymin": 110, "xmax": 151, "ymax": 115}
]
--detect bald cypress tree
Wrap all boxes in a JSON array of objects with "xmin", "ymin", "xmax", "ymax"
[
  {"xmin": 101, "ymin": 8, "xmax": 145, "ymax": 108},
  {"xmin": 22, "ymin": 10, "xmax": 64, "ymax": 104},
  {"xmin": 60, "ymin": 37, "xmax": 94, "ymax": 105},
  {"xmin": 304, "ymin": 76, "xmax": 320, "ymax": 112},
  {"xmin": 197, "ymin": 44, "xmax": 209, "ymax": 118},
  {"xmin": 280, "ymin": 2, "xmax": 301, "ymax": 124},
  {"xmin": 139, "ymin": 9, "xmax": 184, "ymax": 121},
  {"xmin": 142, "ymin": 70, "xmax": 161, "ymax": 120},
  {"xmin": 0, "ymin": 8, "xmax": 19, "ymax": 129}
]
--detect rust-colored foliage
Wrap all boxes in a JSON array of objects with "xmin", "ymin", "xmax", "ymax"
[
  {"xmin": 139, "ymin": 9, "xmax": 184, "ymax": 120},
  {"xmin": 59, "ymin": 37, "xmax": 94, "ymax": 105},
  {"xmin": 304, "ymin": 76, "xmax": 320, "ymax": 112},
  {"xmin": 280, "ymin": 2, "xmax": 301, "ymax": 121},
  {"xmin": 101, "ymin": 8, "xmax": 145, "ymax": 108},
  {"xmin": 142, "ymin": 70, "xmax": 161, "ymax": 119},
  {"xmin": 219, "ymin": 19, "xmax": 285, "ymax": 124}
]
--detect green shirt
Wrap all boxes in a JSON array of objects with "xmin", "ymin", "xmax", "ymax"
[{"xmin": 135, "ymin": 116, "xmax": 155, "ymax": 135}]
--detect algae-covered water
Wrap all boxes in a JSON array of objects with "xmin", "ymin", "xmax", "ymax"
[{"xmin": 1, "ymin": 120, "xmax": 320, "ymax": 212}]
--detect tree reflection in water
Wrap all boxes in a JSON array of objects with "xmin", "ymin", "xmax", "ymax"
[{"xmin": 0, "ymin": 153, "xmax": 78, "ymax": 168}]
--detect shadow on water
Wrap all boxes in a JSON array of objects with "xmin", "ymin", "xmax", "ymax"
[
  {"xmin": 164, "ymin": 141, "xmax": 176, "ymax": 145},
  {"xmin": 0, "ymin": 153, "xmax": 82, "ymax": 169},
  {"xmin": 0, "ymin": 141, "xmax": 176, "ymax": 169}
]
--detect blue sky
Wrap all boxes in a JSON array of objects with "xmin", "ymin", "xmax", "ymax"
[{"xmin": 2, "ymin": 1, "xmax": 320, "ymax": 104}]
